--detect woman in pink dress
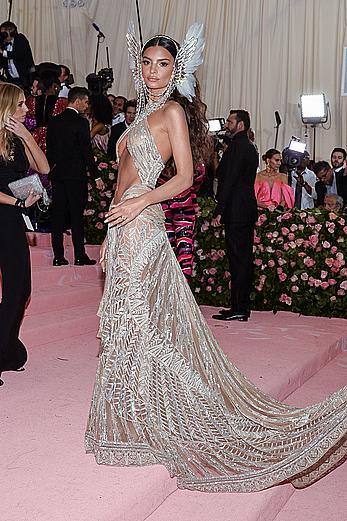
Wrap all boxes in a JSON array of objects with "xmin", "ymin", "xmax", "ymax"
[{"xmin": 255, "ymin": 148, "xmax": 294, "ymax": 210}]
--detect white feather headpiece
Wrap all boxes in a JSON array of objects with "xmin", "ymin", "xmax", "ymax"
[{"xmin": 126, "ymin": 21, "xmax": 205, "ymax": 120}]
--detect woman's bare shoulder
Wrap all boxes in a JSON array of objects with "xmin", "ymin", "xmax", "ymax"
[{"xmin": 163, "ymin": 100, "xmax": 185, "ymax": 119}]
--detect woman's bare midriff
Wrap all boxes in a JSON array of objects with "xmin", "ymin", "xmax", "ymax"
[{"xmin": 114, "ymin": 147, "xmax": 142, "ymax": 204}]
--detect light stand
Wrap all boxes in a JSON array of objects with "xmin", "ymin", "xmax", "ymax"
[{"xmin": 94, "ymin": 32, "xmax": 104, "ymax": 74}]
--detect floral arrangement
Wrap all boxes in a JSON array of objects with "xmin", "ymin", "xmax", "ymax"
[
  {"xmin": 190, "ymin": 198, "xmax": 347, "ymax": 318},
  {"xmin": 84, "ymin": 154, "xmax": 346, "ymax": 318},
  {"xmin": 84, "ymin": 149, "xmax": 118, "ymax": 244}
]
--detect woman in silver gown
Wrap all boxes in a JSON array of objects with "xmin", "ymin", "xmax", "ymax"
[{"xmin": 86, "ymin": 23, "xmax": 347, "ymax": 493}]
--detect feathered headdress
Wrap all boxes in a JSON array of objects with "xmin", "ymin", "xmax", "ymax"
[{"xmin": 126, "ymin": 21, "xmax": 205, "ymax": 120}]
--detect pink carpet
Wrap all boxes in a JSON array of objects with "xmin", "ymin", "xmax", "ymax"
[{"xmin": 1, "ymin": 234, "xmax": 346, "ymax": 521}]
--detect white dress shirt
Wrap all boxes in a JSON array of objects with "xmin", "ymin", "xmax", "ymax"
[{"xmin": 291, "ymin": 168, "xmax": 317, "ymax": 209}]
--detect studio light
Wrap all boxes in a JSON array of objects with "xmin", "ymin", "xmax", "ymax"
[{"xmin": 300, "ymin": 94, "xmax": 328, "ymax": 124}]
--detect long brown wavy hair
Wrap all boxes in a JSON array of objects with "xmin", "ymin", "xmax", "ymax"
[{"xmin": 143, "ymin": 37, "xmax": 211, "ymax": 168}]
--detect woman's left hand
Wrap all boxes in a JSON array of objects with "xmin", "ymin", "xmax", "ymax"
[
  {"xmin": 104, "ymin": 196, "xmax": 147, "ymax": 228},
  {"xmin": 5, "ymin": 116, "xmax": 31, "ymax": 141}
]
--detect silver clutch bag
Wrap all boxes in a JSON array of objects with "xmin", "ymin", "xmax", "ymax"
[
  {"xmin": 8, "ymin": 174, "xmax": 51, "ymax": 206},
  {"xmin": 8, "ymin": 173, "xmax": 44, "ymax": 199}
]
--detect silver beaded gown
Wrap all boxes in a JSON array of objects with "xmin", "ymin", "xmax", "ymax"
[{"xmin": 85, "ymin": 116, "xmax": 347, "ymax": 493}]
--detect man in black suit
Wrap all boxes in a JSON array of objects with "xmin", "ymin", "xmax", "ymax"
[
  {"xmin": 212, "ymin": 110, "xmax": 259, "ymax": 322},
  {"xmin": 0, "ymin": 21, "xmax": 34, "ymax": 90},
  {"xmin": 46, "ymin": 87, "xmax": 105, "ymax": 266},
  {"xmin": 107, "ymin": 99, "xmax": 136, "ymax": 159}
]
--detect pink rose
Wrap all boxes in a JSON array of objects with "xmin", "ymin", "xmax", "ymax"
[
  {"xmin": 304, "ymin": 257, "xmax": 315, "ymax": 267},
  {"xmin": 307, "ymin": 215, "xmax": 316, "ymax": 224},
  {"xmin": 268, "ymin": 259, "xmax": 275, "ymax": 267},
  {"xmin": 328, "ymin": 278, "xmax": 337, "ymax": 285},
  {"xmin": 281, "ymin": 227, "xmax": 289, "ymax": 236},
  {"xmin": 328, "ymin": 212, "xmax": 337, "ymax": 220},
  {"xmin": 279, "ymin": 293, "xmax": 292, "ymax": 305},
  {"xmin": 288, "ymin": 233, "xmax": 295, "ymax": 241},
  {"xmin": 336, "ymin": 252, "xmax": 344, "ymax": 261},
  {"xmin": 340, "ymin": 268, "xmax": 347, "ymax": 276},
  {"xmin": 300, "ymin": 212, "xmax": 307, "ymax": 219},
  {"xmin": 255, "ymin": 259, "xmax": 262, "ymax": 266},
  {"xmin": 315, "ymin": 224, "xmax": 322, "ymax": 232},
  {"xmin": 330, "ymin": 296, "xmax": 337, "ymax": 301},
  {"xmin": 314, "ymin": 279, "xmax": 321, "ymax": 287},
  {"xmin": 338, "ymin": 218, "xmax": 345, "ymax": 225},
  {"xmin": 322, "ymin": 241, "xmax": 331, "ymax": 248},
  {"xmin": 108, "ymin": 172, "xmax": 115, "ymax": 180},
  {"xmin": 325, "ymin": 258, "xmax": 334, "ymax": 267},
  {"xmin": 217, "ymin": 286, "xmax": 223, "ymax": 293},
  {"xmin": 100, "ymin": 201, "xmax": 107, "ymax": 208},
  {"xmin": 342, "ymin": 226, "xmax": 347, "ymax": 234},
  {"xmin": 277, "ymin": 267, "xmax": 283, "ymax": 274},
  {"xmin": 321, "ymin": 282, "xmax": 329, "ymax": 290},
  {"xmin": 331, "ymin": 246, "xmax": 337, "ymax": 254},
  {"xmin": 214, "ymin": 231, "xmax": 220, "ymax": 238},
  {"xmin": 301, "ymin": 273, "xmax": 309, "ymax": 281},
  {"xmin": 95, "ymin": 222, "xmax": 104, "ymax": 229},
  {"xmin": 98, "ymin": 162, "xmax": 108, "ymax": 169},
  {"xmin": 206, "ymin": 286, "xmax": 212, "ymax": 292},
  {"xmin": 207, "ymin": 277, "xmax": 214, "ymax": 284},
  {"xmin": 309, "ymin": 234, "xmax": 319, "ymax": 247},
  {"xmin": 194, "ymin": 287, "xmax": 201, "ymax": 293},
  {"xmin": 290, "ymin": 224, "xmax": 298, "ymax": 232},
  {"xmin": 217, "ymin": 249, "xmax": 225, "ymax": 258},
  {"xmin": 209, "ymin": 267, "xmax": 217, "ymax": 275},
  {"xmin": 337, "ymin": 289, "xmax": 345, "ymax": 296},
  {"xmin": 290, "ymin": 275, "xmax": 298, "ymax": 282},
  {"xmin": 321, "ymin": 270, "xmax": 328, "ymax": 279},
  {"xmin": 340, "ymin": 280, "xmax": 347, "ymax": 290},
  {"xmin": 298, "ymin": 224, "xmax": 305, "ymax": 231},
  {"xmin": 291, "ymin": 285, "xmax": 299, "ymax": 293},
  {"xmin": 279, "ymin": 273, "xmax": 287, "ymax": 282}
]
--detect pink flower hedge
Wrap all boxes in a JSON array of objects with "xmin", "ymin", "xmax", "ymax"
[{"xmin": 190, "ymin": 198, "xmax": 347, "ymax": 318}]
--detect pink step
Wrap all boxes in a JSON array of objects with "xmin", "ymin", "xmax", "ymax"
[
  {"xmin": 21, "ymin": 303, "xmax": 100, "ymax": 346},
  {"xmin": 26, "ymin": 282, "xmax": 103, "ymax": 316},
  {"xmin": 31, "ymin": 264, "xmax": 103, "ymax": 289},
  {"xmin": 145, "ymin": 352, "xmax": 347, "ymax": 521},
  {"xmin": 30, "ymin": 245, "xmax": 101, "ymax": 267}
]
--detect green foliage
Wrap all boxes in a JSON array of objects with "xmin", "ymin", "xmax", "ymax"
[
  {"xmin": 190, "ymin": 198, "xmax": 347, "ymax": 318},
  {"xmin": 84, "ymin": 154, "xmax": 347, "ymax": 318}
]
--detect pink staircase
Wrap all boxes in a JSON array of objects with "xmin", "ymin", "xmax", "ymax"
[{"xmin": 0, "ymin": 232, "xmax": 346, "ymax": 521}]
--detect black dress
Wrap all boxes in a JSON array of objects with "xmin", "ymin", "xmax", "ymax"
[{"xmin": 0, "ymin": 137, "xmax": 30, "ymax": 373}]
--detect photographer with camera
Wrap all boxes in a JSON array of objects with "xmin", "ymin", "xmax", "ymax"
[
  {"xmin": 0, "ymin": 21, "xmax": 34, "ymax": 91},
  {"xmin": 282, "ymin": 144, "xmax": 317, "ymax": 210}
]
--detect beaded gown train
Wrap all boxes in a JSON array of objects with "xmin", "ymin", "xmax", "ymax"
[{"xmin": 85, "ymin": 116, "xmax": 347, "ymax": 493}]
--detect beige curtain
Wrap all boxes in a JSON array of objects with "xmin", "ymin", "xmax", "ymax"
[{"xmin": 1, "ymin": 0, "xmax": 347, "ymax": 161}]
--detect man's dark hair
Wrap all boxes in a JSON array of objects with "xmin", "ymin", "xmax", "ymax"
[
  {"xmin": 115, "ymin": 95, "xmax": 127, "ymax": 105},
  {"xmin": 68, "ymin": 86, "xmax": 90, "ymax": 104},
  {"xmin": 59, "ymin": 64, "xmax": 70, "ymax": 77},
  {"xmin": 89, "ymin": 93, "xmax": 113, "ymax": 125},
  {"xmin": 124, "ymin": 99, "xmax": 137, "ymax": 112},
  {"xmin": 40, "ymin": 70, "xmax": 60, "ymax": 92},
  {"xmin": 0, "ymin": 21, "xmax": 17, "ymax": 35},
  {"xmin": 313, "ymin": 160, "xmax": 330, "ymax": 176},
  {"xmin": 331, "ymin": 147, "xmax": 347, "ymax": 160},
  {"xmin": 229, "ymin": 109, "xmax": 251, "ymax": 131}
]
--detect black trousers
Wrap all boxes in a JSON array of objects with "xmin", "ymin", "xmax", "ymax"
[
  {"xmin": 224, "ymin": 221, "xmax": 255, "ymax": 315},
  {"xmin": 51, "ymin": 179, "xmax": 88, "ymax": 259},
  {"xmin": 0, "ymin": 206, "xmax": 30, "ymax": 372}
]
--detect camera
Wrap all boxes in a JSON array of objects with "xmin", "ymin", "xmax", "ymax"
[
  {"xmin": 86, "ymin": 67, "xmax": 114, "ymax": 95},
  {"xmin": 282, "ymin": 137, "xmax": 308, "ymax": 170}
]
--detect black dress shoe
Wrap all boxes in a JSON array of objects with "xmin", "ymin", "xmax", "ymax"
[
  {"xmin": 53, "ymin": 257, "xmax": 69, "ymax": 266},
  {"xmin": 212, "ymin": 311, "xmax": 249, "ymax": 322},
  {"xmin": 74, "ymin": 256, "xmax": 97, "ymax": 266}
]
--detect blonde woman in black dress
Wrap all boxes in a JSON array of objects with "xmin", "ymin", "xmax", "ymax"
[{"xmin": 0, "ymin": 83, "xmax": 49, "ymax": 386}]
